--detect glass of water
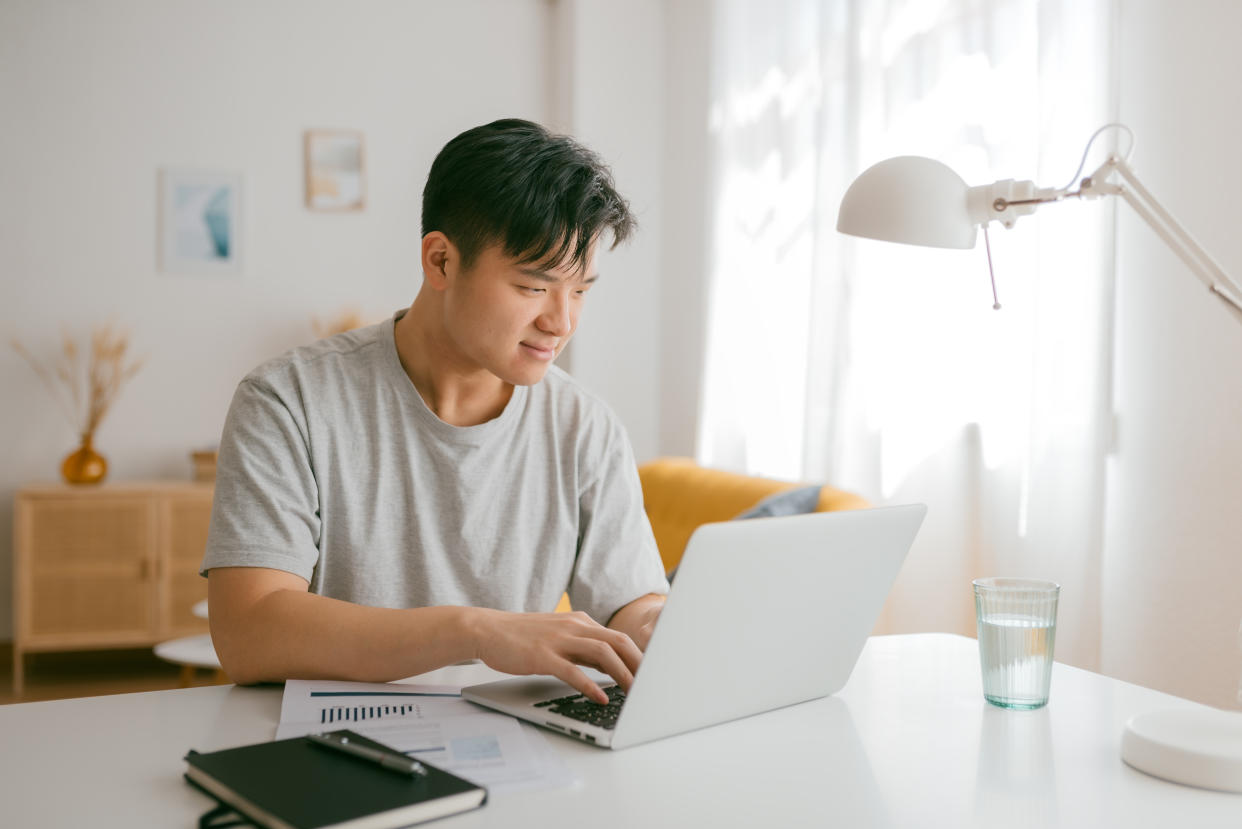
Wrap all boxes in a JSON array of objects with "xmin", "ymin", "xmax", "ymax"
[{"xmin": 973, "ymin": 578, "xmax": 1060, "ymax": 710}]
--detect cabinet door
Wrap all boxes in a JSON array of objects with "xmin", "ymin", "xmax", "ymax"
[
  {"xmin": 160, "ymin": 492, "xmax": 213, "ymax": 636},
  {"xmin": 18, "ymin": 496, "xmax": 157, "ymax": 646}
]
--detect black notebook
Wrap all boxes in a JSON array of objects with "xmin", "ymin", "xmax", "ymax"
[{"xmin": 184, "ymin": 730, "xmax": 486, "ymax": 829}]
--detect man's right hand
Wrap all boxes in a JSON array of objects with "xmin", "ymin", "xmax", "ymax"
[{"xmin": 468, "ymin": 609, "xmax": 643, "ymax": 704}]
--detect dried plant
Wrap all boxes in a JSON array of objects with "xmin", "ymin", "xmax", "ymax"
[
  {"xmin": 12, "ymin": 322, "xmax": 145, "ymax": 437},
  {"xmin": 311, "ymin": 307, "xmax": 368, "ymax": 339}
]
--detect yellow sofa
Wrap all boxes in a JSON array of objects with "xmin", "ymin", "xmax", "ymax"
[
  {"xmin": 637, "ymin": 457, "xmax": 871, "ymax": 573},
  {"xmin": 556, "ymin": 457, "xmax": 870, "ymax": 611}
]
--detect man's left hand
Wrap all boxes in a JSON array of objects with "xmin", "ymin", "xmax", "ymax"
[{"xmin": 607, "ymin": 593, "xmax": 666, "ymax": 651}]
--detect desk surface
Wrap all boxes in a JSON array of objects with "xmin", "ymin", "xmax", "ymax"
[{"xmin": 1, "ymin": 633, "xmax": 1237, "ymax": 828}]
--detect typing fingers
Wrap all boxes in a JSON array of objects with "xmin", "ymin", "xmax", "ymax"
[
  {"xmin": 567, "ymin": 615, "xmax": 642, "ymax": 681},
  {"xmin": 562, "ymin": 612, "xmax": 642, "ymax": 674},
  {"xmin": 550, "ymin": 662, "xmax": 609, "ymax": 704},
  {"xmin": 567, "ymin": 637, "xmax": 635, "ymax": 697},
  {"xmin": 473, "ymin": 609, "xmax": 643, "ymax": 703},
  {"xmin": 606, "ymin": 628, "xmax": 643, "ymax": 676}
]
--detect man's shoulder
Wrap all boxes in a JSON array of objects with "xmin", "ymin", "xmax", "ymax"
[{"xmin": 241, "ymin": 318, "xmax": 390, "ymax": 391}]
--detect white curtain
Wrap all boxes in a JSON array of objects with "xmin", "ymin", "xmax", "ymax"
[{"xmin": 699, "ymin": 0, "xmax": 1117, "ymax": 669}]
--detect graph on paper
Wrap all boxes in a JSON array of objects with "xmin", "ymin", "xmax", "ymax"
[
  {"xmin": 318, "ymin": 701, "xmax": 421, "ymax": 724},
  {"xmin": 309, "ymin": 690, "xmax": 461, "ymax": 725},
  {"xmin": 278, "ymin": 680, "xmax": 465, "ymax": 726}
]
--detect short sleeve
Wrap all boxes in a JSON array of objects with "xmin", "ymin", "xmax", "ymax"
[
  {"xmin": 201, "ymin": 377, "xmax": 322, "ymax": 582},
  {"xmin": 567, "ymin": 413, "xmax": 670, "ymax": 624}
]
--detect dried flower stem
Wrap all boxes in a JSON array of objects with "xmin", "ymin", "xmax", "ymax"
[
  {"xmin": 11, "ymin": 339, "xmax": 79, "ymax": 427},
  {"xmin": 11, "ymin": 322, "xmax": 144, "ymax": 436}
]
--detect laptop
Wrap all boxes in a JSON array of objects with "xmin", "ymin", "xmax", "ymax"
[{"xmin": 462, "ymin": 504, "xmax": 926, "ymax": 749}]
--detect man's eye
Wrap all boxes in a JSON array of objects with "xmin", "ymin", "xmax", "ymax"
[{"xmin": 520, "ymin": 286, "xmax": 545, "ymax": 295}]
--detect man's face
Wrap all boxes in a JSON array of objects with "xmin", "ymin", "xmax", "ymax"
[{"xmin": 441, "ymin": 242, "xmax": 597, "ymax": 386}]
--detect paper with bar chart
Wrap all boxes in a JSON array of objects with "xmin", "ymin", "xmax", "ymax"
[{"xmin": 275, "ymin": 680, "xmax": 574, "ymax": 794}]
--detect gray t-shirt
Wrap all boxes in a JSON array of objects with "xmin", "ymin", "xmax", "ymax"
[{"xmin": 201, "ymin": 310, "xmax": 669, "ymax": 624}]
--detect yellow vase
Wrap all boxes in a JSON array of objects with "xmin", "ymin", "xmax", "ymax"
[{"xmin": 61, "ymin": 432, "xmax": 108, "ymax": 485}]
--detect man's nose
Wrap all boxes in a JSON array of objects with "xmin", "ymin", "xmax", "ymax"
[{"xmin": 537, "ymin": 292, "xmax": 573, "ymax": 336}]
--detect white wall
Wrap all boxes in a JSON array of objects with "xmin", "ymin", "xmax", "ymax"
[
  {"xmin": 0, "ymin": 0, "xmax": 555, "ymax": 640},
  {"xmin": 658, "ymin": 0, "xmax": 713, "ymax": 459},
  {"xmin": 551, "ymin": 0, "xmax": 666, "ymax": 463},
  {"xmin": 1101, "ymin": 0, "xmax": 1242, "ymax": 709}
]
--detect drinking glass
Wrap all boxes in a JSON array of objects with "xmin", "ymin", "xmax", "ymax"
[{"xmin": 973, "ymin": 578, "xmax": 1060, "ymax": 710}]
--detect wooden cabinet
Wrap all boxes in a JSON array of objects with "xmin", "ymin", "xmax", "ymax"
[{"xmin": 12, "ymin": 482, "xmax": 214, "ymax": 695}]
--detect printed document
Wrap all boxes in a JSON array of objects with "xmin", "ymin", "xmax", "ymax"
[{"xmin": 275, "ymin": 679, "xmax": 574, "ymax": 795}]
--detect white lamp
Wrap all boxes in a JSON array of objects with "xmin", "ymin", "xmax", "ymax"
[
  {"xmin": 837, "ymin": 128, "xmax": 1242, "ymax": 317},
  {"xmin": 836, "ymin": 125, "xmax": 1242, "ymax": 794}
]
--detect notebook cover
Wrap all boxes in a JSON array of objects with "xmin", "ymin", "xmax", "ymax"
[{"xmin": 184, "ymin": 730, "xmax": 486, "ymax": 829}]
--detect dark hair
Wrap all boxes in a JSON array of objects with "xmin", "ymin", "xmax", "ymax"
[{"xmin": 421, "ymin": 119, "xmax": 635, "ymax": 273}]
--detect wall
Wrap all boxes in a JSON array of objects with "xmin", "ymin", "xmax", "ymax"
[
  {"xmin": 550, "ymin": 0, "xmax": 666, "ymax": 464},
  {"xmin": 0, "ymin": 0, "xmax": 554, "ymax": 641},
  {"xmin": 1101, "ymin": 0, "xmax": 1242, "ymax": 708},
  {"xmin": 658, "ymin": 0, "xmax": 713, "ymax": 460}
]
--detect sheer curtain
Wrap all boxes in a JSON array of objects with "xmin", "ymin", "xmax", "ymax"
[{"xmin": 699, "ymin": 0, "xmax": 1117, "ymax": 669}]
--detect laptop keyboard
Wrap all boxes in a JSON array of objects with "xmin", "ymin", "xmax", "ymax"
[{"xmin": 534, "ymin": 685, "xmax": 627, "ymax": 730}]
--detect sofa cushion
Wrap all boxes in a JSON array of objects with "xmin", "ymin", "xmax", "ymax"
[{"xmin": 733, "ymin": 485, "xmax": 822, "ymax": 520}]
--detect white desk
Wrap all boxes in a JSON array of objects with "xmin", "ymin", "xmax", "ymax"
[{"xmin": 1, "ymin": 634, "xmax": 1237, "ymax": 827}]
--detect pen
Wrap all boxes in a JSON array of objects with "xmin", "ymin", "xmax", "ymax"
[{"xmin": 308, "ymin": 732, "xmax": 427, "ymax": 777}]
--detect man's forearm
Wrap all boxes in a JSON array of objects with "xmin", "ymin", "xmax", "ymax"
[
  {"xmin": 210, "ymin": 568, "xmax": 651, "ymax": 700},
  {"xmin": 212, "ymin": 588, "xmax": 480, "ymax": 685}
]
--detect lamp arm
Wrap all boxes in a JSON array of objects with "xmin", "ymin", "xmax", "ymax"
[{"xmin": 1081, "ymin": 155, "xmax": 1242, "ymax": 318}]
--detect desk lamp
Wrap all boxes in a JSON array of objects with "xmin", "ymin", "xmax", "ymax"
[{"xmin": 836, "ymin": 124, "xmax": 1242, "ymax": 794}]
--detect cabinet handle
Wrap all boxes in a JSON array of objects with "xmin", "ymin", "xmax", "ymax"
[{"xmin": 139, "ymin": 559, "xmax": 149, "ymax": 580}]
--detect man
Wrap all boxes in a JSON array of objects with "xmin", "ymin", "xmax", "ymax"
[{"xmin": 203, "ymin": 119, "xmax": 668, "ymax": 705}]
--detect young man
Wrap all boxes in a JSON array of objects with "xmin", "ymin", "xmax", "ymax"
[{"xmin": 203, "ymin": 119, "xmax": 668, "ymax": 704}]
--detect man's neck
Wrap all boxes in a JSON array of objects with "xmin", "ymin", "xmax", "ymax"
[{"xmin": 393, "ymin": 296, "xmax": 514, "ymax": 427}]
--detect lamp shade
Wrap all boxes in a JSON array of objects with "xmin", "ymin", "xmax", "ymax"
[{"xmin": 837, "ymin": 156, "xmax": 979, "ymax": 250}]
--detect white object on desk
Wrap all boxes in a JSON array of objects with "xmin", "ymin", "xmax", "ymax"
[
  {"xmin": 1115, "ymin": 619, "xmax": 1242, "ymax": 794},
  {"xmin": 466, "ymin": 504, "xmax": 926, "ymax": 749},
  {"xmin": 1122, "ymin": 709, "xmax": 1242, "ymax": 793}
]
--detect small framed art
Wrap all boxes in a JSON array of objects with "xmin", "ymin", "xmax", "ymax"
[
  {"xmin": 159, "ymin": 168, "xmax": 243, "ymax": 275},
  {"xmin": 304, "ymin": 129, "xmax": 366, "ymax": 211}
]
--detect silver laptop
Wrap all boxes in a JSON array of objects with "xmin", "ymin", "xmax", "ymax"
[{"xmin": 462, "ymin": 504, "xmax": 926, "ymax": 749}]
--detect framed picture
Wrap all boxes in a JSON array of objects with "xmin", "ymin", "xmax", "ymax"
[
  {"xmin": 159, "ymin": 168, "xmax": 243, "ymax": 275},
  {"xmin": 304, "ymin": 129, "xmax": 366, "ymax": 211}
]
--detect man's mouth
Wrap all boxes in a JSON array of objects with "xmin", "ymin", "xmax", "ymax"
[{"xmin": 520, "ymin": 341, "xmax": 558, "ymax": 360}]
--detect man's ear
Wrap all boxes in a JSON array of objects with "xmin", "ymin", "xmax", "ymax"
[{"xmin": 421, "ymin": 232, "xmax": 455, "ymax": 290}]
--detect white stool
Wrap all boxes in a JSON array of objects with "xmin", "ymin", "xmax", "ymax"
[{"xmin": 153, "ymin": 634, "xmax": 227, "ymax": 687}]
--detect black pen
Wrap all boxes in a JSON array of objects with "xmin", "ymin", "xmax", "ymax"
[{"xmin": 308, "ymin": 732, "xmax": 427, "ymax": 777}]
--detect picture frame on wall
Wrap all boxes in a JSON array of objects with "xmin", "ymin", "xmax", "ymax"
[
  {"xmin": 159, "ymin": 168, "xmax": 243, "ymax": 275},
  {"xmin": 304, "ymin": 129, "xmax": 366, "ymax": 211}
]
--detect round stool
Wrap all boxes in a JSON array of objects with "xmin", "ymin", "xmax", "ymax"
[{"xmin": 154, "ymin": 634, "xmax": 227, "ymax": 687}]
